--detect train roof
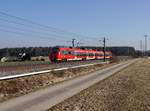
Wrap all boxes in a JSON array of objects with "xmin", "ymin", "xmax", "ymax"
[{"xmin": 51, "ymin": 46, "xmax": 110, "ymax": 53}]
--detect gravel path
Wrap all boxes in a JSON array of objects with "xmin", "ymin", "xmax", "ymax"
[{"xmin": 48, "ymin": 59, "xmax": 150, "ymax": 111}]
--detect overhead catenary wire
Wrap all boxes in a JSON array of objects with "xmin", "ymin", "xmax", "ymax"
[
  {"xmin": 0, "ymin": 24, "xmax": 74, "ymax": 40},
  {"xmin": 0, "ymin": 17, "xmax": 71, "ymax": 37},
  {"xmin": 0, "ymin": 11, "xmax": 98, "ymax": 40},
  {"xmin": 0, "ymin": 28, "xmax": 67, "ymax": 41},
  {"xmin": 0, "ymin": 11, "xmax": 100, "ymax": 47},
  {"xmin": 0, "ymin": 17, "xmax": 97, "ymax": 44}
]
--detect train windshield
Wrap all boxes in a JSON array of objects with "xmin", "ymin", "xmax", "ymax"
[{"xmin": 51, "ymin": 47, "xmax": 59, "ymax": 53}]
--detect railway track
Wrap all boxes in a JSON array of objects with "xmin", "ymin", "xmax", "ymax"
[{"xmin": 0, "ymin": 59, "xmax": 107, "ymax": 78}]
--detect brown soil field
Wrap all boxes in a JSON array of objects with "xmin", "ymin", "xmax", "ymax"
[
  {"xmin": 48, "ymin": 59, "xmax": 150, "ymax": 111},
  {"xmin": 0, "ymin": 63, "xmax": 114, "ymax": 102}
]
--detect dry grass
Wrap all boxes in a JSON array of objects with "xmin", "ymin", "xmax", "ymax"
[{"xmin": 48, "ymin": 59, "xmax": 150, "ymax": 111}]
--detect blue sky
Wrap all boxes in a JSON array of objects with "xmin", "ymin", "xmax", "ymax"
[{"xmin": 0, "ymin": 0, "xmax": 150, "ymax": 49}]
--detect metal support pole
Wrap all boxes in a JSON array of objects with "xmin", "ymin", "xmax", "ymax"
[
  {"xmin": 72, "ymin": 38, "xmax": 76, "ymax": 47},
  {"xmin": 103, "ymin": 37, "xmax": 106, "ymax": 62},
  {"xmin": 140, "ymin": 40, "xmax": 143, "ymax": 56},
  {"xmin": 144, "ymin": 35, "xmax": 148, "ymax": 56}
]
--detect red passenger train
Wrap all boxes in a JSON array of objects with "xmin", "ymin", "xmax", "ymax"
[{"xmin": 49, "ymin": 47, "xmax": 112, "ymax": 62}]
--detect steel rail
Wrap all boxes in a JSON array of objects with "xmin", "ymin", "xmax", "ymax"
[{"xmin": 0, "ymin": 62, "xmax": 108, "ymax": 80}]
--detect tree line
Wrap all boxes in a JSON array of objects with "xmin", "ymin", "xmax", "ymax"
[{"xmin": 0, "ymin": 46, "xmax": 136, "ymax": 59}]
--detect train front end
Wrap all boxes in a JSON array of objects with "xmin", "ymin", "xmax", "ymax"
[{"xmin": 49, "ymin": 47, "xmax": 61, "ymax": 62}]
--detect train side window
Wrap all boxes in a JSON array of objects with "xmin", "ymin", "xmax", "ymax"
[
  {"xmin": 80, "ymin": 53, "xmax": 83, "ymax": 56},
  {"xmin": 81, "ymin": 53, "xmax": 86, "ymax": 56},
  {"xmin": 77, "ymin": 52, "xmax": 80, "ymax": 56},
  {"xmin": 95, "ymin": 53, "xmax": 99, "ymax": 56},
  {"xmin": 68, "ymin": 51, "xmax": 71, "ymax": 54},
  {"xmin": 70, "ymin": 50, "xmax": 74, "ymax": 55},
  {"xmin": 89, "ymin": 53, "xmax": 94, "ymax": 56},
  {"xmin": 74, "ymin": 52, "xmax": 77, "ymax": 56},
  {"xmin": 74, "ymin": 52, "xmax": 80, "ymax": 56},
  {"xmin": 106, "ymin": 54, "xmax": 110, "ymax": 56},
  {"xmin": 83, "ymin": 53, "xmax": 86, "ymax": 56},
  {"xmin": 100, "ymin": 54, "xmax": 104, "ymax": 57},
  {"xmin": 77, "ymin": 52, "xmax": 81, "ymax": 56}
]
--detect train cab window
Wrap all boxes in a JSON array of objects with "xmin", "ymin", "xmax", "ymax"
[
  {"xmin": 51, "ymin": 47, "xmax": 59, "ymax": 53},
  {"xmin": 61, "ymin": 50, "xmax": 68, "ymax": 55}
]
